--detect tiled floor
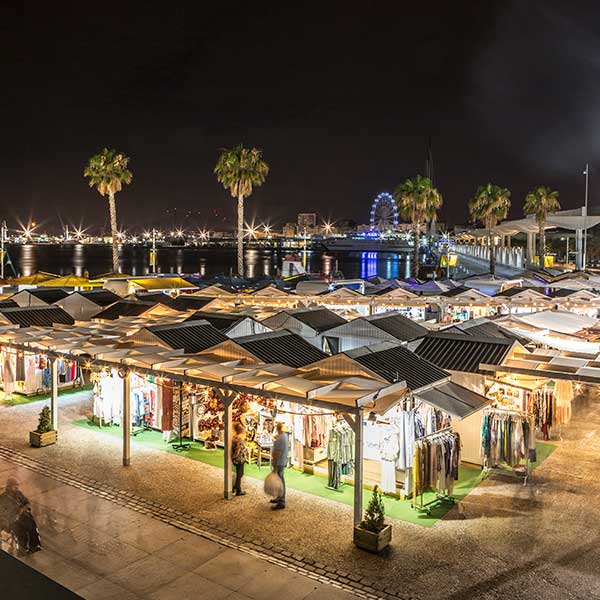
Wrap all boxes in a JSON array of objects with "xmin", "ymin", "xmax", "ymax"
[{"xmin": 0, "ymin": 458, "xmax": 359, "ymax": 599}]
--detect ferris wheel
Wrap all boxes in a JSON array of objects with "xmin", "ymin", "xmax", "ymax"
[{"xmin": 369, "ymin": 192, "xmax": 399, "ymax": 233}]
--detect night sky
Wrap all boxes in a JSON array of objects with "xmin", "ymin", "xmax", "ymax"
[{"xmin": 5, "ymin": 2, "xmax": 600, "ymax": 234}]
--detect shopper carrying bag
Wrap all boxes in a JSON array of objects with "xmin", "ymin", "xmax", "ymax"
[{"xmin": 268, "ymin": 422, "xmax": 288, "ymax": 509}]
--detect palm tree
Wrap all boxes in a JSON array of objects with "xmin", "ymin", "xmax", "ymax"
[
  {"xmin": 524, "ymin": 186, "xmax": 560, "ymax": 270},
  {"xmin": 468, "ymin": 183, "xmax": 511, "ymax": 276},
  {"xmin": 84, "ymin": 148, "xmax": 132, "ymax": 273},
  {"xmin": 394, "ymin": 175, "xmax": 442, "ymax": 278},
  {"xmin": 215, "ymin": 144, "xmax": 269, "ymax": 278}
]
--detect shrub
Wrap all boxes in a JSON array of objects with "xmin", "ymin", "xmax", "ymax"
[
  {"xmin": 361, "ymin": 485, "xmax": 385, "ymax": 533},
  {"xmin": 36, "ymin": 406, "xmax": 53, "ymax": 433}
]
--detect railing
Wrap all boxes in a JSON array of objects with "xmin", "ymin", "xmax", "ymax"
[{"xmin": 455, "ymin": 245, "xmax": 525, "ymax": 269}]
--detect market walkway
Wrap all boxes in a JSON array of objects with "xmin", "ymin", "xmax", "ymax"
[
  {"xmin": 0, "ymin": 390, "xmax": 599, "ymax": 599},
  {"xmin": 0, "ymin": 453, "xmax": 360, "ymax": 600}
]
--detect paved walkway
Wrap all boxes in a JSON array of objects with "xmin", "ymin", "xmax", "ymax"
[
  {"xmin": 1, "ymin": 390, "xmax": 599, "ymax": 599},
  {"xmin": 0, "ymin": 455, "xmax": 360, "ymax": 600}
]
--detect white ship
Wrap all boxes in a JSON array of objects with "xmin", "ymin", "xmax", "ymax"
[{"xmin": 322, "ymin": 235, "xmax": 412, "ymax": 253}]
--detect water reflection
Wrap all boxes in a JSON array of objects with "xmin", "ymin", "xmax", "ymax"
[
  {"xmin": 74, "ymin": 244, "xmax": 84, "ymax": 277},
  {"xmin": 7, "ymin": 244, "xmax": 430, "ymax": 280}
]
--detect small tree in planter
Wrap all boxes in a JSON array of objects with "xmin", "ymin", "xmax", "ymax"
[
  {"xmin": 30, "ymin": 406, "xmax": 57, "ymax": 447},
  {"xmin": 353, "ymin": 486, "xmax": 392, "ymax": 553}
]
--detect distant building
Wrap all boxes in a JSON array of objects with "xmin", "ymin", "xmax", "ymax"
[
  {"xmin": 282, "ymin": 222, "xmax": 297, "ymax": 237},
  {"xmin": 297, "ymin": 213, "xmax": 317, "ymax": 230}
]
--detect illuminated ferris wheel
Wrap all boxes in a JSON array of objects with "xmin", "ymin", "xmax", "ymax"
[{"xmin": 369, "ymin": 192, "xmax": 399, "ymax": 233}]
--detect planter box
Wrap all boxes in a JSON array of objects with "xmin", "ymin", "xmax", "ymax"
[
  {"xmin": 353, "ymin": 523, "xmax": 392, "ymax": 553},
  {"xmin": 30, "ymin": 430, "xmax": 57, "ymax": 448}
]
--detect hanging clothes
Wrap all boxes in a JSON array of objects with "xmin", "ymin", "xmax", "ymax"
[
  {"xmin": 326, "ymin": 421, "xmax": 355, "ymax": 489},
  {"xmin": 554, "ymin": 380, "xmax": 573, "ymax": 426},
  {"xmin": 413, "ymin": 431, "xmax": 461, "ymax": 500},
  {"xmin": 481, "ymin": 410, "xmax": 532, "ymax": 467},
  {"xmin": 160, "ymin": 380, "xmax": 174, "ymax": 431}
]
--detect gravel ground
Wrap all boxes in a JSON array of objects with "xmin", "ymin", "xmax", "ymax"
[{"xmin": 1, "ymin": 391, "xmax": 599, "ymax": 599}]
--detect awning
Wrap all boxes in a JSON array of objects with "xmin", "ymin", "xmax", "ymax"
[{"xmin": 414, "ymin": 381, "xmax": 491, "ymax": 419}]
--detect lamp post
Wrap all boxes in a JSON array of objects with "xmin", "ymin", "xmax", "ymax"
[{"xmin": 583, "ymin": 163, "xmax": 589, "ymax": 270}]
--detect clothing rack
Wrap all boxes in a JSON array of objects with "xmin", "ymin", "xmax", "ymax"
[
  {"xmin": 412, "ymin": 428, "xmax": 459, "ymax": 513},
  {"xmin": 481, "ymin": 406, "xmax": 531, "ymax": 485},
  {"xmin": 171, "ymin": 382, "xmax": 190, "ymax": 451}
]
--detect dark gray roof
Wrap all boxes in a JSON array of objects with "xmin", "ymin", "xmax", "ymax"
[
  {"xmin": 494, "ymin": 286, "xmax": 546, "ymax": 298},
  {"xmin": 236, "ymin": 330, "xmax": 327, "ymax": 367},
  {"xmin": 78, "ymin": 289, "xmax": 121, "ymax": 306},
  {"xmin": 548, "ymin": 288, "xmax": 580, "ymax": 298},
  {"xmin": 0, "ymin": 306, "xmax": 74, "ymax": 327},
  {"xmin": 147, "ymin": 320, "xmax": 228, "ymax": 353},
  {"xmin": 365, "ymin": 312, "xmax": 429, "ymax": 342},
  {"xmin": 287, "ymin": 307, "xmax": 347, "ymax": 333},
  {"xmin": 414, "ymin": 333, "xmax": 514, "ymax": 373},
  {"xmin": 94, "ymin": 300, "xmax": 155, "ymax": 320},
  {"xmin": 184, "ymin": 311, "xmax": 246, "ymax": 332},
  {"xmin": 440, "ymin": 319, "xmax": 519, "ymax": 340},
  {"xmin": 440, "ymin": 285, "xmax": 473, "ymax": 298},
  {"xmin": 0, "ymin": 299, "xmax": 17, "ymax": 308},
  {"xmin": 27, "ymin": 288, "xmax": 70, "ymax": 304},
  {"xmin": 346, "ymin": 343, "xmax": 449, "ymax": 391},
  {"xmin": 135, "ymin": 292, "xmax": 179, "ymax": 307},
  {"xmin": 171, "ymin": 295, "xmax": 215, "ymax": 311},
  {"xmin": 415, "ymin": 381, "xmax": 490, "ymax": 419}
]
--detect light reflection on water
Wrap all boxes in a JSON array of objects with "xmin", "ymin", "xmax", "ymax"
[{"xmin": 7, "ymin": 244, "xmax": 426, "ymax": 280}]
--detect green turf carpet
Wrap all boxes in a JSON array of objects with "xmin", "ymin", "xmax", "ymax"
[
  {"xmin": 0, "ymin": 385, "xmax": 93, "ymax": 407},
  {"xmin": 72, "ymin": 418, "xmax": 556, "ymax": 527}
]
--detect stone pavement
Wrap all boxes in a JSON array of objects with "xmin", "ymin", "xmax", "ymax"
[
  {"xmin": 0, "ymin": 455, "xmax": 364, "ymax": 600},
  {"xmin": 1, "ymin": 390, "xmax": 599, "ymax": 599}
]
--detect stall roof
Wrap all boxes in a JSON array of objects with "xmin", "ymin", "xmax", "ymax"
[
  {"xmin": 170, "ymin": 295, "xmax": 216, "ymax": 311},
  {"xmin": 135, "ymin": 292, "xmax": 181, "ymax": 307},
  {"xmin": 129, "ymin": 277, "xmax": 196, "ymax": 291},
  {"xmin": 414, "ymin": 333, "xmax": 516, "ymax": 373},
  {"xmin": 345, "ymin": 341, "xmax": 449, "ymax": 391},
  {"xmin": 183, "ymin": 311, "xmax": 254, "ymax": 332},
  {"xmin": 414, "ymin": 381, "xmax": 491, "ymax": 419},
  {"xmin": 0, "ymin": 306, "xmax": 75, "ymax": 327},
  {"xmin": 94, "ymin": 300, "xmax": 156, "ymax": 320},
  {"xmin": 264, "ymin": 307, "xmax": 347, "ymax": 333},
  {"xmin": 0, "ymin": 324, "xmax": 413, "ymax": 413},
  {"xmin": 77, "ymin": 289, "xmax": 121, "ymax": 306},
  {"xmin": 362, "ymin": 312, "xmax": 429, "ymax": 342},
  {"xmin": 21, "ymin": 288, "xmax": 70, "ymax": 304},
  {"xmin": 440, "ymin": 318, "xmax": 523, "ymax": 342},
  {"xmin": 512, "ymin": 310, "xmax": 598, "ymax": 335},
  {"xmin": 144, "ymin": 320, "xmax": 228, "ymax": 353},
  {"xmin": 235, "ymin": 330, "xmax": 328, "ymax": 368}
]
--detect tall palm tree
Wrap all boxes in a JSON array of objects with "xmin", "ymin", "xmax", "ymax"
[
  {"xmin": 84, "ymin": 148, "xmax": 132, "ymax": 273},
  {"xmin": 215, "ymin": 144, "xmax": 269, "ymax": 278},
  {"xmin": 524, "ymin": 186, "xmax": 560, "ymax": 270},
  {"xmin": 468, "ymin": 183, "xmax": 511, "ymax": 276},
  {"xmin": 394, "ymin": 175, "xmax": 442, "ymax": 278}
]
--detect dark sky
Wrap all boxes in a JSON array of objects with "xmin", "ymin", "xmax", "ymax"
[{"xmin": 4, "ymin": 1, "xmax": 600, "ymax": 234}]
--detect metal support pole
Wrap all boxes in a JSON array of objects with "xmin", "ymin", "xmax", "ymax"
[
  {"xmin": 583, "ymin": 163, "xmax": 589, "ymax": 271},
  {"xmin": 50, "ymin": 358, "xmax": 58, "ymax": 431},
  {"xmin": 221, "ymin": 390, "xmax": 235, "ymax": 500},
  {"xmin": 353, "ymin": 409, "xmax": 364, "ymax": 528},
  {"xmin": 0, "ymin": 220, "xmax": 5, "ymax": 281},
  {"xmin": 123, "ymin": 372, "xmax": 131, "ymax": 466}
]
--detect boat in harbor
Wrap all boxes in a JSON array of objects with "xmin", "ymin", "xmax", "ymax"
[{"xmin": 322, "ymin": 234, "xmax": 412, "ymax": 253}]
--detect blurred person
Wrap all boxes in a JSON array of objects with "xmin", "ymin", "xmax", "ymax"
[
  {"xmin": 270, "ymin": 422, "xmax": 289, "ymax": 509},
  {"xmin": 232, "ymin": 421, "xmax": 248, "ymax": 496}
]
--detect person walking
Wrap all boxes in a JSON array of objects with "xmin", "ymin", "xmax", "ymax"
[
  {"xmin": 270, "ymin": 422, "xmax": 289, "ymax": 509},
  {"xmin": 232, "ymin": 421, "xmax": 248, "ymax": 496}
]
